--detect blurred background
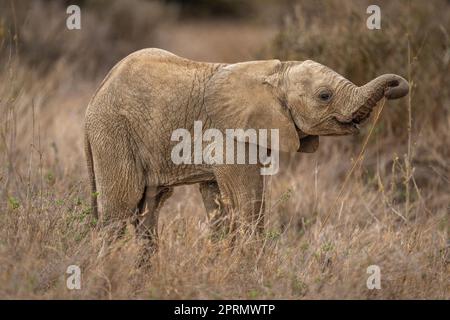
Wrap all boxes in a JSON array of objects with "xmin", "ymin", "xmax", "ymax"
[{"xmin": 0, "ymin": 0, "xmax": 448, "ymax": 299}]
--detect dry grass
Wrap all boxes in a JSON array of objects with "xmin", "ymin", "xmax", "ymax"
[{"xmin": 0, "ymin": 0, "xmax": 448, "ymax": 299}]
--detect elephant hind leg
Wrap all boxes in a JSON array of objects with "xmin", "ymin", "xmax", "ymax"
[
  {"xmin": 93, "ymin": 161, "xmax": 145, "ymax": 256},
  {"xmin": 89, "ymin": 119, "xmax": 146, "ymax": 239},
  {"xmin": 95, "ymin": 171, "xmax": 145, "ymax": 242}
]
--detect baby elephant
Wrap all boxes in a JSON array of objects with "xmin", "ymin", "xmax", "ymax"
[{"xmin": 85, "ymin": 48, "xmax": 409, "ymax": 244}]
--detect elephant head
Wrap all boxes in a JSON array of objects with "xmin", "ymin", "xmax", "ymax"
[{"xmin": 205, "ymin": 59, "xmax": 409, "ymax": 153}]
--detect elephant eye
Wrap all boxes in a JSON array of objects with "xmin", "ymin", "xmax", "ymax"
[{"xmin": 317, "ymin": 89, "xmax": 333, "ymax": 103}]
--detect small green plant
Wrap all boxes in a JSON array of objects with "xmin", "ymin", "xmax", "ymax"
[
  {"xmin": 8, "ymin": 196, "xmax": 20, "ymax": 210},
  {"xmin": 291, "ymin": 277, "xmax": 308, "ymax": 296},
  {"xmin": 321, "ymin": 241, "xmax": 334, "ymax": 252},
  {"xmin": 74, "ymin": 197, "xmax": 83, "ymax": 206},
  {"xmin": 279, "ymin": 188, "xmax": 293, "ymax": 203},
  {"xmin": 300, "ymin": 241, "xmax": 309, "ymax": 252},
  {"xmin": 266, "ymin": 229, "xmax": 281, "ymax": 241},
  {"xmin": 90, "ymin": 216, "xmax": 98, "ymax": 227},
  {"xmin": 45, "ymin": 171, "xmax": 55, "ymax": 185},
  {"xmin": 248, "ymin": 289, "xmax": 259, "ymax": 299}
]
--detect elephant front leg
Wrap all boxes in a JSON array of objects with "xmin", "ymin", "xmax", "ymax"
[{"xmin": 213, "ymin": 164, "xmax": 265, "ymax": 236}]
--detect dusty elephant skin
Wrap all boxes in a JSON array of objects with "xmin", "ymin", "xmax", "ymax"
[{"xmin": 84, "ymin": 48, "xmax": 409, "ymax": 246}]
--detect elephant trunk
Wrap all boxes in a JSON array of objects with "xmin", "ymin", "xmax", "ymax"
[{"xmin": 352, "ymin": 74, "xmax": 409, "ymax": 123}]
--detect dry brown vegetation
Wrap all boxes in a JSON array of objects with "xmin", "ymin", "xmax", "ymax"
[{"xmin": 0, "ymin": 0, "xmax": 448, "ymax": 299}]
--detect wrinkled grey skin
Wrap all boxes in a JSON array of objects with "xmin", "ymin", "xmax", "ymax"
[{"xmin": 85, "ymin": 48, "xmax": 409, "ymax": 245}]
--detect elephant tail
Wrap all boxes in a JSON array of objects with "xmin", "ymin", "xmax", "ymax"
[{"xmin": 84, "ymin": 133, "xmax": 98, "ymax": 221}]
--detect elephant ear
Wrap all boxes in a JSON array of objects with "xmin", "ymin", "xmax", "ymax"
[{"xmin": 205, "ymin": 60, "xmax": 300, "ymax": 153}]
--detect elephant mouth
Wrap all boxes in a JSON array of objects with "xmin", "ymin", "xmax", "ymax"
[
  {"xmin": 333, "ymin": 117, "xmax": 360, "ymax": 134},
  {"xmin": 334, "ymin": 106, "xmax": 373, "ymax": 134}
]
